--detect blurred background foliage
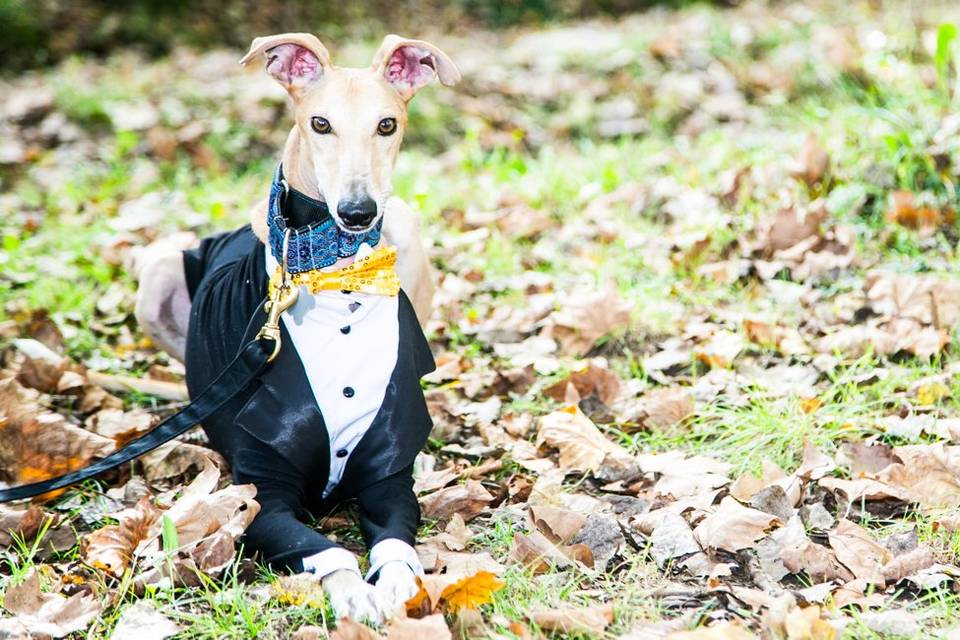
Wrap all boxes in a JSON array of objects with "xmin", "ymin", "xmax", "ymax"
[{"xmin": 0, "ymin": 0, "xmax": 731, "ymax": 71}]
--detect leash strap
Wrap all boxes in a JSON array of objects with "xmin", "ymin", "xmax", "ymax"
[{"xmin": 0, "ymin": 337, "xmax": 273, "ymax": 502}]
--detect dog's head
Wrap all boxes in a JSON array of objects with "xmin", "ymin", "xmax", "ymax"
[{"xmin": 241, "ymin": 33, "xmax": 459, "ymax": 233}]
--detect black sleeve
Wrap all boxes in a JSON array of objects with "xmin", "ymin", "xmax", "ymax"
[
  {"xmin": 355, "ymin": 464, "xmax": 420, "ymax": 549},
  {"xmin": 232, "ymin": 431, "xmax": 342, "ymax": 572}
]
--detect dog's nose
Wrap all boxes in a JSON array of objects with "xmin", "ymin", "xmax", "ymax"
[{"xmin": 337, "ymin": 197, "xmax": 377, "ymax": 229}]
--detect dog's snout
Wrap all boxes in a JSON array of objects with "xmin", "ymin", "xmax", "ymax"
[{"xmin": 337, "ymin": 197, "xmax": 377, "ymax": 229}]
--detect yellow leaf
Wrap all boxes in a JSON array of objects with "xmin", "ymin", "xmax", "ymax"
[
  {"xmin": 916, "ymin": 382, "xmax": 950, "ymax": 406},
  {"xmin": 439, "ymin": 571, "xmax": 505, "ymax": 613},
  {"xmin": 799, "ymin": 397, "xmax": 822, "ymax": 414}
]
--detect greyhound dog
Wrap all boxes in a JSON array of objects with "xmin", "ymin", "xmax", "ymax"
[{"xmin": 134, "ymin": 33, "xmax": 459, "ymax": 623}]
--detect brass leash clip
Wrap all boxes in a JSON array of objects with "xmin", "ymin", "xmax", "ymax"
[{"xmin": 257, "ymin": 229, "xmax": 299, "ymax": 362}]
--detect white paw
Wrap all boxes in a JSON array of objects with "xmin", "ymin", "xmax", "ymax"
[
  {"xmin": 374, "ymin": 561, "xmax": 420, "ymax": 619},
  {"xmin": 322, "ymin": 569, "xmax": 385, "ymax": 624}
]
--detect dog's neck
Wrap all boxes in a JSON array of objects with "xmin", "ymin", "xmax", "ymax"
[{"xmin": 281, "ymin": 128, "xmax": 323, "ymax": 201}]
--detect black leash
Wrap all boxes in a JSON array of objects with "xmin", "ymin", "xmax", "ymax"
[{"xmin": 0, "ymin": 269, "xmax": 300, "ymax": 503}]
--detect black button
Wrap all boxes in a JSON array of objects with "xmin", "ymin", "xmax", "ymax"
[
  {"xmin": 336, "ymin": 448, "xmax": 348, "ymax": 458},
  {"xmin": 340, "ymin": 326, "xmax": 351, "ymax": 335},
  {"xmin": 341, "ymin": 289, "xmax": 351, "ymax": 294},
  {"xmin": 342, "ymin": 386, "xmax": 355, "ymax": 398}
]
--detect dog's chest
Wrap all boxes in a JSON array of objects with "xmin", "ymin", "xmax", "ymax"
[{"xmin": 264, "ymin": 246, "xmax": 399, "ymax": 496}]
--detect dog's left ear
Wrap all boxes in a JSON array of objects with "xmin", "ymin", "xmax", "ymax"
[
  {"xmin": 372, "ymin": 35, "xmax": 460, "ymax": 101},
  {"xmin": 240, "ymin": 33, "xmax": 331, "ymax": 96}
]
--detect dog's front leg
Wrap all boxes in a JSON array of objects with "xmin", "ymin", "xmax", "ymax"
[
  {"xmin": 321, "ymin": 568, "xmax": 386, "ymax": 623},
  {"xmin": 374, "ymin": 561, "xmax": 420, "ymax": 616}
]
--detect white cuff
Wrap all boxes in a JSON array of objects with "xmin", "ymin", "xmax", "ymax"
[
  {"xmin": 301, "ymin": 547, "xmax": 361, "ymax": 580},
  {"xmin": 365, "ymin": 538, "xmax": 424, "ymax": 581}
]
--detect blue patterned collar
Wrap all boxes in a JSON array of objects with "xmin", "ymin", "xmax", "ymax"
[{"xmin": 267, "ymin": 165, "xmax": 382, "ymax": 274}]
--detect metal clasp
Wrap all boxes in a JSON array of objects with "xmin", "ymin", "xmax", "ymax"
[{"xmin": 256, "ymin": 230, "xmax": 298, "ymax": 362}]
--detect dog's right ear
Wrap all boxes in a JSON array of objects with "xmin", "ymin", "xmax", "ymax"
[{"xmin": 240, "ymin": 33, "xmax": 331, "ymax": 95}]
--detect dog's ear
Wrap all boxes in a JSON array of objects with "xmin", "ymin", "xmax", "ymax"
[
  {"xmin": 372, "ymin": 35, "xmax": 460, "ymax": 101},
  {"xmin": 240, "ymin": 33, "xmax": 331, "ymax": 95}
]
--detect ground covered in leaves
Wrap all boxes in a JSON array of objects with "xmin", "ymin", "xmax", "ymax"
[{"xmin": 3, "ymin": 1, "xmax": 960, "ymax": 638}]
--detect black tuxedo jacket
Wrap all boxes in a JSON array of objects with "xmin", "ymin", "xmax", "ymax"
[{"xmin": 182, "ymin": 226, "xmax": 435, "ymax": 570}]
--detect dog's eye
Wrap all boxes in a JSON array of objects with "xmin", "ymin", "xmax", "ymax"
[
  {"xmin": 377, "ymin": 118, "xmax": 397, "ymax": 136},
  {"xmin": 311, "ymin": 117, "xmax": 332, "ymax": 135}
]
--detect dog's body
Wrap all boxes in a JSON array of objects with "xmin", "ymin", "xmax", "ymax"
[{"xmin": 134, "ymin": 33, "xmax": 459, "ymax": 623}]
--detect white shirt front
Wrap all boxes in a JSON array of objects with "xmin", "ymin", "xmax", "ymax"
[
  {"xmin": 264, "ymin": 243, "xmax": 399, "ymax": 498},
  {"xmin": 264, "ymin": 243, "xmax": 420, "ymax": 579}
]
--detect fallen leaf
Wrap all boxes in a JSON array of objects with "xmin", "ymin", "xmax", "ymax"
[
  {"xmin": 546, "ymin": 287, "xmax": 633, "ymax": 356},
  {"xmin": 885, "ymin": 190, "xmax": 950, "ymax": 233},
  {"xmin": 529, "ymin": 603, "xmax": 614, "ymax": 635},
  {"xmin": 536, "ymin": 405, "xmax": 633, "ymax": 473},
  {"xmin": 528, "ymin": 505, "xmax": 588, "ymax": 544},
  {"xmin": 693, "ymin": 497, "xmax": 781, "ymax": 552},
  {"xmin": 859, "ymin": 610, "xmax": 921, "ymax": 637},
  {"xmin": 82, "ymin": 496, "xmax": 161, "ymax": 576},
  {"xmin": 419, "ymin": 480, "xmax": 493, "ymax": 523},
  {"xmin": 111, "ymin": 601, "xmax": 181, "ymax": 640},
  {"xmin": 649, "ymin": 512, "xmax": 702, "ymax": 567},
  {"xmin": 790, "ymin": 136, "xmax": 830, "ymax": 188},
  {"xmin": 439, "ymin": 571, "xmax": 505, "ymax": 613},
  {"xmin": 386, "ymin": 614, "xmax": 452, "ymax": 640},
  {"xmin": 665, "ymin": 620, "xmax": 758, "ymax": 639},
  {"xmin": 1, "ymin": 569, "xmax": 102, "ymax": 638},
  {"xmin": 544, "ymin": 361, "xmax": 622, "ymax": 406},
  {"xmin": 694, "ymin": 331, "xmax": 744, "ymax": 369},
  {"xmin": 0, "ymin": 503, "xmax": 48, "ymax": 547},
  {"xmin": 828, "ymin": 519, "xmax": 891, "ymax": 583},
  {"xmin": 332, "ymin": 617, "xmax": 383, "ymax": 640}
]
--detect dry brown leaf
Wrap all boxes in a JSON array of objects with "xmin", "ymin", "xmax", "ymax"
[
  {"xmin": 527, "ymin": 505, "xmax": 588, "ymax": 544},
  {"xmin": 790, "ymin": 136, "xmax": 830, "ymax": 188},
  {"xmin": 419, "ymin": 480, "xmax": 493, "ymax": 523},
  {"xmin": 536, "ymin": 405, "xmax": 632, "ymax": 473},
  {"xmin": 529, "ymin": 603, "xmax": 614, "ymax": 635},
  {"xmin": 665, "ymin": 620, "xmax": 759, "ymax": 639},
  {"xmin": 508, "ymin": 531, "xmax": 569, "ymax": 573},
  {"xmin": 140, "ymin": 440, "xmax": 225, "ymax": 487},
  {"xmin": 432, "ymin": 550, "xmax": 505, "ymax": 576},
  {"xmin": 759, "ymin": 206, "xmax": 826, "ymax": 254},
  {"xmin": 81, "ymin": 496, "xmax": 161, "ymax": 576},
  {"xmin": 796, "ymin": 442, "xmax": 835, "ymax": 480},
  {"xmin": 413, "ymin": 467, "xmax": 459, "ymax": 495},
  {"xmin": 764, "ymin": 599, "xmax": 836, "ymax": 640},
  {"xmin": 546, "ymin": 286, "xmax": 633, "ymax": 356},
  {"xmin": 0, "ymin": 503, "xmax": 48, "ymax": 547},
  {"xmin": 694, "ymin": 330, "xmax": 744, "ymax": 369},
  {"xmin": 86, "ymin": 408, "xmax": 157, "ymax": 445},
  {"xmin": 386, "ymin": 614, "xmax": 452, "ymax": 640},
  {"xmin": 828, "ymin": 519, "xmax": 891, "ymax": 584},
  {"xmin": 1, "ymin": 569, "xmax": 102, "ymax": 638},
  {"xmin": 877, "ymin": 444, "xmax": 960, "ymax": 508},
  {"xmin": 881, "ymin": 546, "xmax": 935, "ymax": 583},
  {"xmin": 633, "ymin": 385, "xmax": 694, "ymax": 430},
  {"xmin": 0, "ymin": 377, "xmax": 115, "ymax": 495},
  {"xmin": 543, "ymin": 361, "xmax": 622, "ymax": 406},
  {"xmin": 817, "ymin": 476, "xmax": 909, "ymax": 503},
  {"xmin": 649, "ymin": 512, "xmax": 701, "ymax": 567},
  {"xmin": 111, "ymin": 601, "xmax": 181, "ymax": 640},
  {"xmin": 332, "ymin": 617, "xmax": 383, "ymax": 640},
  {"xmin": 693, "ymin": 497, "xmax": 781, "ymax": 552},
  {"xmin": 428, "ymin": 513, "xmax": 473, "ymax": 551},
  {"xmin": 291, "ymin": 625, "xmax": 327, "ymax": 640},
  {"xmin": 885, "ymin": 190, "xmax": 952, "ymax": 233}
]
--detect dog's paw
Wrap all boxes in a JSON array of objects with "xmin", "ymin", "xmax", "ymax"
[
  {"xmin": 322, "ymin": 569, "xmax": 384, "ymax": 624},
  {"xmin": 374, "ymin": 561, "xmax": 420, "ymax": 618}
]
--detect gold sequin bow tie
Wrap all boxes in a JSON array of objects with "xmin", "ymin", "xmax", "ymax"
[{"xmin": 270, "ymin": 245, "xmax": 401, "ymax": 297}]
